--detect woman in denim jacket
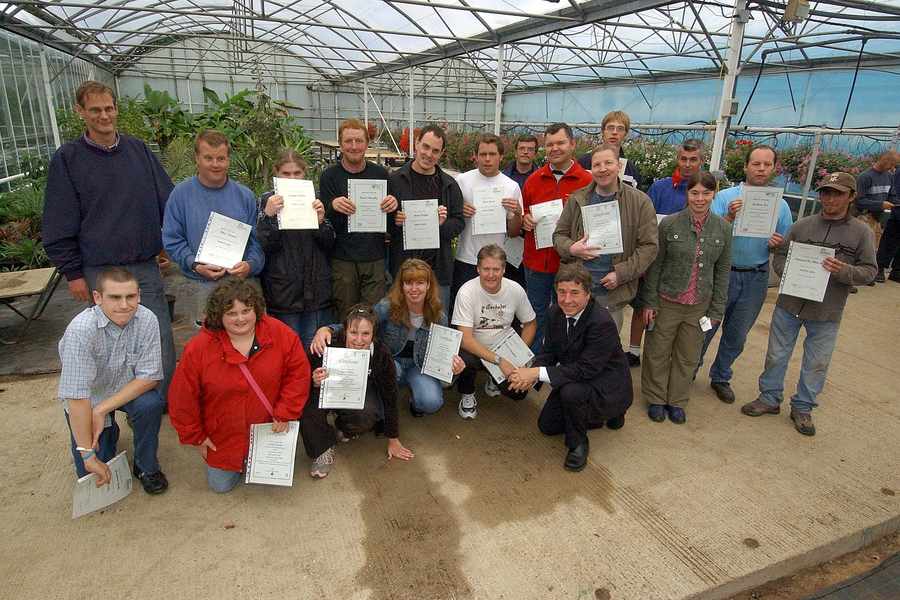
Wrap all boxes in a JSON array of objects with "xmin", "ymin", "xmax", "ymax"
[
  {"xmin": 311, "ymin": 259, "xmax": 464, "ymax": 416},
  {"xmin": 640, "ymin": 171, "xmax": 732, "ymax": 424}
]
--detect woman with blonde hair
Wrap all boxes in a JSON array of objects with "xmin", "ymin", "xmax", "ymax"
[{"xmin": 311, "ymin": 258, "xmax": 464, "ymax": 416}]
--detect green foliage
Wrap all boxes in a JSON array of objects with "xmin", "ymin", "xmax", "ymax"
[
  {"xmin": 622, "ymin": 139, "xmax": 677, "ymax": 184},
  {"xmin": 722, "ymin": 140, "xmax": 755, "ymax": 184},
  {"xmin": 141, "ymin": 84, "xmax": 189, "ymax": 150},
  {"xmin": 160, "ymin": 136, "xmax": 197, "ymax": 185},
  {"xmin": 0, "ymin": 181, "xmax": 48, "ymax": 271},
  {"xmin": 0, "ymin": 238, "xmax": 48, "ymax": 270}
]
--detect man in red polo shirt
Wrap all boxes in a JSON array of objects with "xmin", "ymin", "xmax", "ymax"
[{"xmin": 521, "ymin": 123, "xmax": 593, "ymax": 354}]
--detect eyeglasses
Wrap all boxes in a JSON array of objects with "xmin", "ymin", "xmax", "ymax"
[{"xmin": 604, "ymin": 125, "xmax": 627, "ymax": 133}]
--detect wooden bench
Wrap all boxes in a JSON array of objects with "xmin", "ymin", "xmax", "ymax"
[{"xmin": 0, "ymin": 267, "xmax": 62, "ymax": 344}]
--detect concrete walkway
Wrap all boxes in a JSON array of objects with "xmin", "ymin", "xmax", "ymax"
[{"xmin": 1, "ymin": 283, "xmax": 897, "ymax": 600}]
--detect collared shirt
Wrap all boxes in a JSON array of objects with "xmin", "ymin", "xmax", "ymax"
[
  {"xmin": 712, "ymin": 183, "xmax": 793, "ymax": 268},
  {"xmin": 538, "ymin": 306, "xmax": 585, "ymax": 383},
  {"xmin": 661, "ymin": 212, "xmax": 709, "ymax": 306},
  {"xmin": 82, "ymin": 132, "xmax": 120, "ymax": 152},
  {"xmin": 58, "ymin": 305, "xmax": 163, "ymax": 426}
]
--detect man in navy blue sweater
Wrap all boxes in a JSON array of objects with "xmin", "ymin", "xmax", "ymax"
[{"xmin": 43, "ymin": 81, "xmax": 176, "ymax": 399}]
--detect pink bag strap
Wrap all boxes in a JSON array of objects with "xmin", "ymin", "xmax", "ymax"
[{"xmin": 238, "ymin": 363, "xmax": 275, "ymax": 417}]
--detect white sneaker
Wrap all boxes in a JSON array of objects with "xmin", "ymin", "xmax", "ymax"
[
  {"xmin": 310, "ymin": 447, "xmax": 335, "ymax": 478},
  {"xmin": 458, "ymin": 393, "xmax": 478, "ymax": 419},
  {"xmin": 484, "ymin": 379, "xmax": 501, "ymax": 397}
]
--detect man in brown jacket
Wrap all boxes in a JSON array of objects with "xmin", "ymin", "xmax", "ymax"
[{"xmin": 554, "ymin": 144, "xmax": 659, "ymax": 331}]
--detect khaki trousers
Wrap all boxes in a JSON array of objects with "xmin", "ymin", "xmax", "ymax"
[
  {"xmin": 641, "ymin": 298, "xmax": 707, "ymax": 407},
  {"xmin": 331, "ymin": 258, "xmax": 386, "ymax": 321},
  {"xmin": 859, "ymin": 213, "xmax": 883, "ymax": 247}
]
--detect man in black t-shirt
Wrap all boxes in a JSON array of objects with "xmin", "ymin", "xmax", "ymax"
[{"xmin": 319, "ymin": 119, "xmax": 398, "ymax": 319}]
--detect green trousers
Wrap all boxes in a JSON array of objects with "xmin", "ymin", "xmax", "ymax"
[{"xmin": 641, "ymin": 298, "xmax": 708, "ymax": 407}]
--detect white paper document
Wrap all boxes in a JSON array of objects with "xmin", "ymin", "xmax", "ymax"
[
  {"xmin": 195, "ymin": 211, "xmax": 251, "ymax": 269},
  {"xmin": 421, "ymin": 324, "xmax": 463, "ymax": 384},
  {"xmin": 778, "ymin": 242, "xmax": 835, "ymax": 302},
  {"xmin": 402, "ymin": 199, "xmax": 441, "ymax": 250},
  {"xmin": 531, "ymin": 199, "xmax": 563, "ymax": 250},
  {"xmin": 581, "ymin": 201, "xmax": 624, "ymax": 254},
  {"xmin": 320, "ymin": 347, "xmax": 370, "ymax": 410},
  {"xmin": 471, "ymin": 185, "xmax": 508, "ymax": 236},
  {"xmin": 481, "ymin": 328, "xmax": 535, "ymax": 384},
  {"xmin": 348, "ymin": 179, "xmax": 388, "ymax": 233},
  {"xmin": 274, "ymin": 177, "xmax": 319, "ymax": 230},
  {"xmin": 734, "ymin": 186, "xmax": 783, "ymax": 238},
  {"xmin": 72, "ymin": 452, "xmax": 132, "ymax": 519},
  {"xmin": 619, "ymin": 158, "xmax": 636, "ymax": 187},
  {"xmin": 245, "ymin": 421, "xmax": 300, "ymax": 487},
  {"xmin": 504, "ymin": 237, "xmax": 524, "ymax": 268}
]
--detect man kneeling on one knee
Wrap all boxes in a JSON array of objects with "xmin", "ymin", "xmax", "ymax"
[{"xmin": 508, "ymin": 263, "xmax": 633, "ymax": 472}]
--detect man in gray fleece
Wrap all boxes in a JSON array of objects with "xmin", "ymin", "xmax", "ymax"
[{"xmin": 741, "ymin": 172, "xmax": 876, "ymax": 436}]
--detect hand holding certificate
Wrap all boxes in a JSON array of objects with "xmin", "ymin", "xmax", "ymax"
[
  {"xmin": 195, "ymin": 211, "xmax": 251, "ymax": 269},
  {"xmin": 733, "ymin": 186, "xmax": 783, "ymax": 238},
  {"xmin": 778, "ymin": 241, "xmax": 835, "ymax": 302},
  {"xmin": 401, "ymin": 199, "xmax": 441, "ymax": 250},
  {"xmin": 481, "ymin": 328, "xmax": 535, "ymax": 384},
  {"xmin": 471, "ymin": 185, "xmax": 508, "ymax": 236},
  {"xmin": 531, "ymin": 199, "xmax": 563, "ymax": 250},
  {"xmin": 320, "ymin": 347, "xmax": 370, "ymax": 410},
  {"xmin": 72, "ymin": 452, "xmax": 132, "ymax": 519},
  {"xmin": 421, "ymin": 324, "xmax": 463, "ymax": 383},
  {"xmin": 273, "ymin": 177, "xmax": 319, "ymax": 230},
  {"xmin": 581, "ymin": 201, "xmax": 624, "ymax": 254},
  {"xmin": 245, "ymin": 421, "xmax": 300, "ymax": 486},
  {"xmin": 348, "ymin": 179, "xmax": 388, "ymax": 233}
]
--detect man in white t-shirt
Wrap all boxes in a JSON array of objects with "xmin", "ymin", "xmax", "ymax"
[
  {"xmin": 450, "ymin": 134, "xmax": 523, "ymax": 313},
  {"xmin": 452, "ymin": 244, "xmax": 537, "ymax": 419}
]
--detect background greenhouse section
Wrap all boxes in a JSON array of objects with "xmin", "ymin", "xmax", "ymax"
[{"xmin": 1, "ymin": 0, "xmax": 899, "ymax": 191}]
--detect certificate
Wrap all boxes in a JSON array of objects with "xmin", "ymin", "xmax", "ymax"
[
  {"xmin": 504, "ymin": 237, "xmax": 524, "ymax": 268},
  {"xmin": 481, "ymin": 328, "xmax": 535, "ymax": 384},
  {"xmin": 734, "ymin": 186, "xmax": 783, "ymax": 238},
  {"xmin": 72, "ymin": 452, "xmax": 132, "ymax": 519},
  {"xmin": 348, "ymin": 179, "xmax": 388, "ymax": 233},
  {"xmin": 273, "ymin": 177, "xmax": 318, "ymax": 230},
  {"xmin": 195, "ymin": 211, "xmax": 251, "ymax": 269},
  {"xmin": 402, "ymin": 199, "xmax": 440, "ymax": 250},
  {"xmin": 320, "ymin": 347, "xmax": 370, "ymax": 410},
  {"xmin": 619, "ymin": 158, "xmax": 636, "ymax": 187},
  {"xmin": 245, "ymin": 421, "xmax": 300, "ymax": 487},
  {"xmin": 421, "ymin": 324, "xmax": 463, "ymax": 384},
  {"xmin": 778, "ymin": 242, "xmax": 835, "ymax": 302},
  {"xmin": 581, "ymin": 201, "xmax": 624, "ymax": 255},
  {"xmin": 531, "ymin": 199, "xmax": 563, "ymax": 250},
  {"xmin": 471, "ymin": 185, "xmax": 507, "ymax": 236}
]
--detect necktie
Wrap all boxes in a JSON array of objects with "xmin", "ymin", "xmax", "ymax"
[{"xmin": 566, "ymin": 317, "xmax": 576, "ymax": 339}]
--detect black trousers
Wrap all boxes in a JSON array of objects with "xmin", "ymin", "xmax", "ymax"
[
  {"xmin": 449, "ymin": 260, "xmax": 479, "ymax": 317},
  {"xmin": 299, "ymin": 391, "xmax": 380, "ymax": 458},
  {"xmin": 537, "ymin": 382, "xmax": 625, "ymax": 449},
  {"xmin": 877, "ymin": 218, "xmax": 900, "ymax": 271},
  {"xmin": 456, "ymin": 349, "xmax": 528, "ymax": 401}
]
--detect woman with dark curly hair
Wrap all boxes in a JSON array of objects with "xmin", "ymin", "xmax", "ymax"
[
  {"xmin": 302, "ymin": 303, "xmax": 414, "ymax": 479},
  {"xmin": 310, "ymin": 259, "xmax": 464, "ymax": 417},
  {"xmin": 169, "ymin": 278, "xmax": 311, "ymax": 492}
]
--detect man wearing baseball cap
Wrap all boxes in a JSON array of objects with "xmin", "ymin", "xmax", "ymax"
[{"xmin": 740, "ymin": 172, "xmax": 876, "ymax": 436}]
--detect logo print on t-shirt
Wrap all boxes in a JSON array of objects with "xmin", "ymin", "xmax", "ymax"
[{"xmin": 477, "ymin": 303, "xmax": 507, "ymax": 331}]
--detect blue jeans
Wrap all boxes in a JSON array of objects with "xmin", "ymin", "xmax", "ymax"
[
  {"xmin": 271, "ymin": 308, "xmax": 334, "ymax": 351},
  {"xmin": 524, "ymin": 267, "xmax": 556, "ymax": 355},
  {"xmin": 757, "ymin": 305, "xmax": 840, "ymax": 413},
  {"xmin": 394, "ymin": 357, "xmax": 444, "ymax": 414},
  {"xmin": 207, "ymin": 466, "xmax": 242, "ymax": 493},
  {"xmin": 65, "ymin": 389, "xmax": 165, "ymax": 477},
  {"xmin": 698, "ymin": 268, "xmax": 769, "ymax": 383},
  {"xmin": 84, "ymin": 259, "xmax": 176, "ymax": 401}
]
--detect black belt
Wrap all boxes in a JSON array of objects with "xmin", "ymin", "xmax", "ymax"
[{"xmin": 731, "ymin": 263, "xmax": 768, "ymax": 273}]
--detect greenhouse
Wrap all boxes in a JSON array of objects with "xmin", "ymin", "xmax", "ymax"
[{"xmin": 1, "ymin": 1, "xmax": 899, "ymax": 599}]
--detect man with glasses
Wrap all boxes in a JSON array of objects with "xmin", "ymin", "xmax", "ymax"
[{"xmin": 577, "ymin": 111, "xmax": 642, "ymax": 188}]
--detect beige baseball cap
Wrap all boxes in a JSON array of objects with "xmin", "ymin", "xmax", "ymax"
[{"xmin": 816, "ymin": 172, "xmax": 856, "ymax": 193}]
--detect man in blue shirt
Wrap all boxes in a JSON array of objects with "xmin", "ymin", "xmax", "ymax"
[
  {"xmin": 697, "ymin": 145, "xmax": 793, "ymax": 403},
  {"xmin": 162, "ymin": 130, "xmax": 265, "ymax": 325}
]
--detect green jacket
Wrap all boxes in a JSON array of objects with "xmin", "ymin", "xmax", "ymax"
[{"xmin": 641, "ymin": 208, "xmax": 732, "ymax": 321}]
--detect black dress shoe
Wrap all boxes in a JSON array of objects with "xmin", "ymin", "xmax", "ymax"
[
  {"xmin": 133, "ymin": 466, "xmax": 168, "ymax": 494},
  {"xmin": 564, "ymin": 440, "xmax": 589, "ymax": 472},
  {"xmin": 648, "ymin": 404, "xmax": 666, "ymax": 422},
  {"xmin": 627, "ymin": 353, "xmax": 641, "ymax": 367},
  {"xmin": 606, "ymin": 414, "xmax": 626, "ymax": 430},
  {"xmin": 710, "ymin": 381, "xmax": 735, "ymax": 404},
  {"xmin": 666, "ymin": 405, "xmax": 686, "ymax": 424}
]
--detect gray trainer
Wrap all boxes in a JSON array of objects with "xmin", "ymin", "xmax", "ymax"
[
  {"xmin": 741, "ymin": 398, "xmax": 780, "ymax": 417},
  {"xmin": 790, "ymin": 409, "xmax": 816, "ymax": 436},
  {"xmin": 310, "ymin": 447, "xmax": 335, "ymax": 478}
]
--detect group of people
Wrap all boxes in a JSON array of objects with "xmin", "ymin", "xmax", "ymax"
[{"xmin": 45, "ymin": 81, "xmax": 884, "ymax": 497}]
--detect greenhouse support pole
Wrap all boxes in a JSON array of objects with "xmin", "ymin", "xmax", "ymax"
[
  {"xmin": 40, "ymin": 49, "xmax": 61, "ymax": 149},
  {"xmin": 367, "ymin": 87, "xmax": 401, "ymax": 155},
  {"xmin": 363, "ymin": 80, "xmax": 369, "ymax": 129},
  {"xmin": 493, "ymin": 44, "xmax": 505, "ymax": 136},
  {"xmin": 710, "ymin": 0, "xmax": 749, "ymax": 173},
  {"xmin": 409, "ymin": 67, "xmax": 415, "ymax": 159},
  {"xmin": 798, "ymin": 132, "xmax": 823, "ymax": 218}
]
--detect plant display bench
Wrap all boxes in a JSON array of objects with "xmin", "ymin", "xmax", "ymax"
[{"xmin": 0, "ymin": 267, "xmax": 62, "ymax": 344}]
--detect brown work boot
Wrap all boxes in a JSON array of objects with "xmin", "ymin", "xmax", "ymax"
[
  {"xmin": 740, "ymin": 398, "xmax": 780, "ymax": 417},
  {"xmin": 790, "ymin": 409, "xmax": 816, "ymax": 436}
]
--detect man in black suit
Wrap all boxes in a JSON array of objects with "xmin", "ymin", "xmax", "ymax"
[{"xmin": 508, "ymin": 263, "xmax": 633, "ymax": 471}]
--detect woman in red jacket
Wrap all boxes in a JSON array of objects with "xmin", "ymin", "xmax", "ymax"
[{"xmin": 169, "ymin": 278, "xmax": 311, "ymax": 493}]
